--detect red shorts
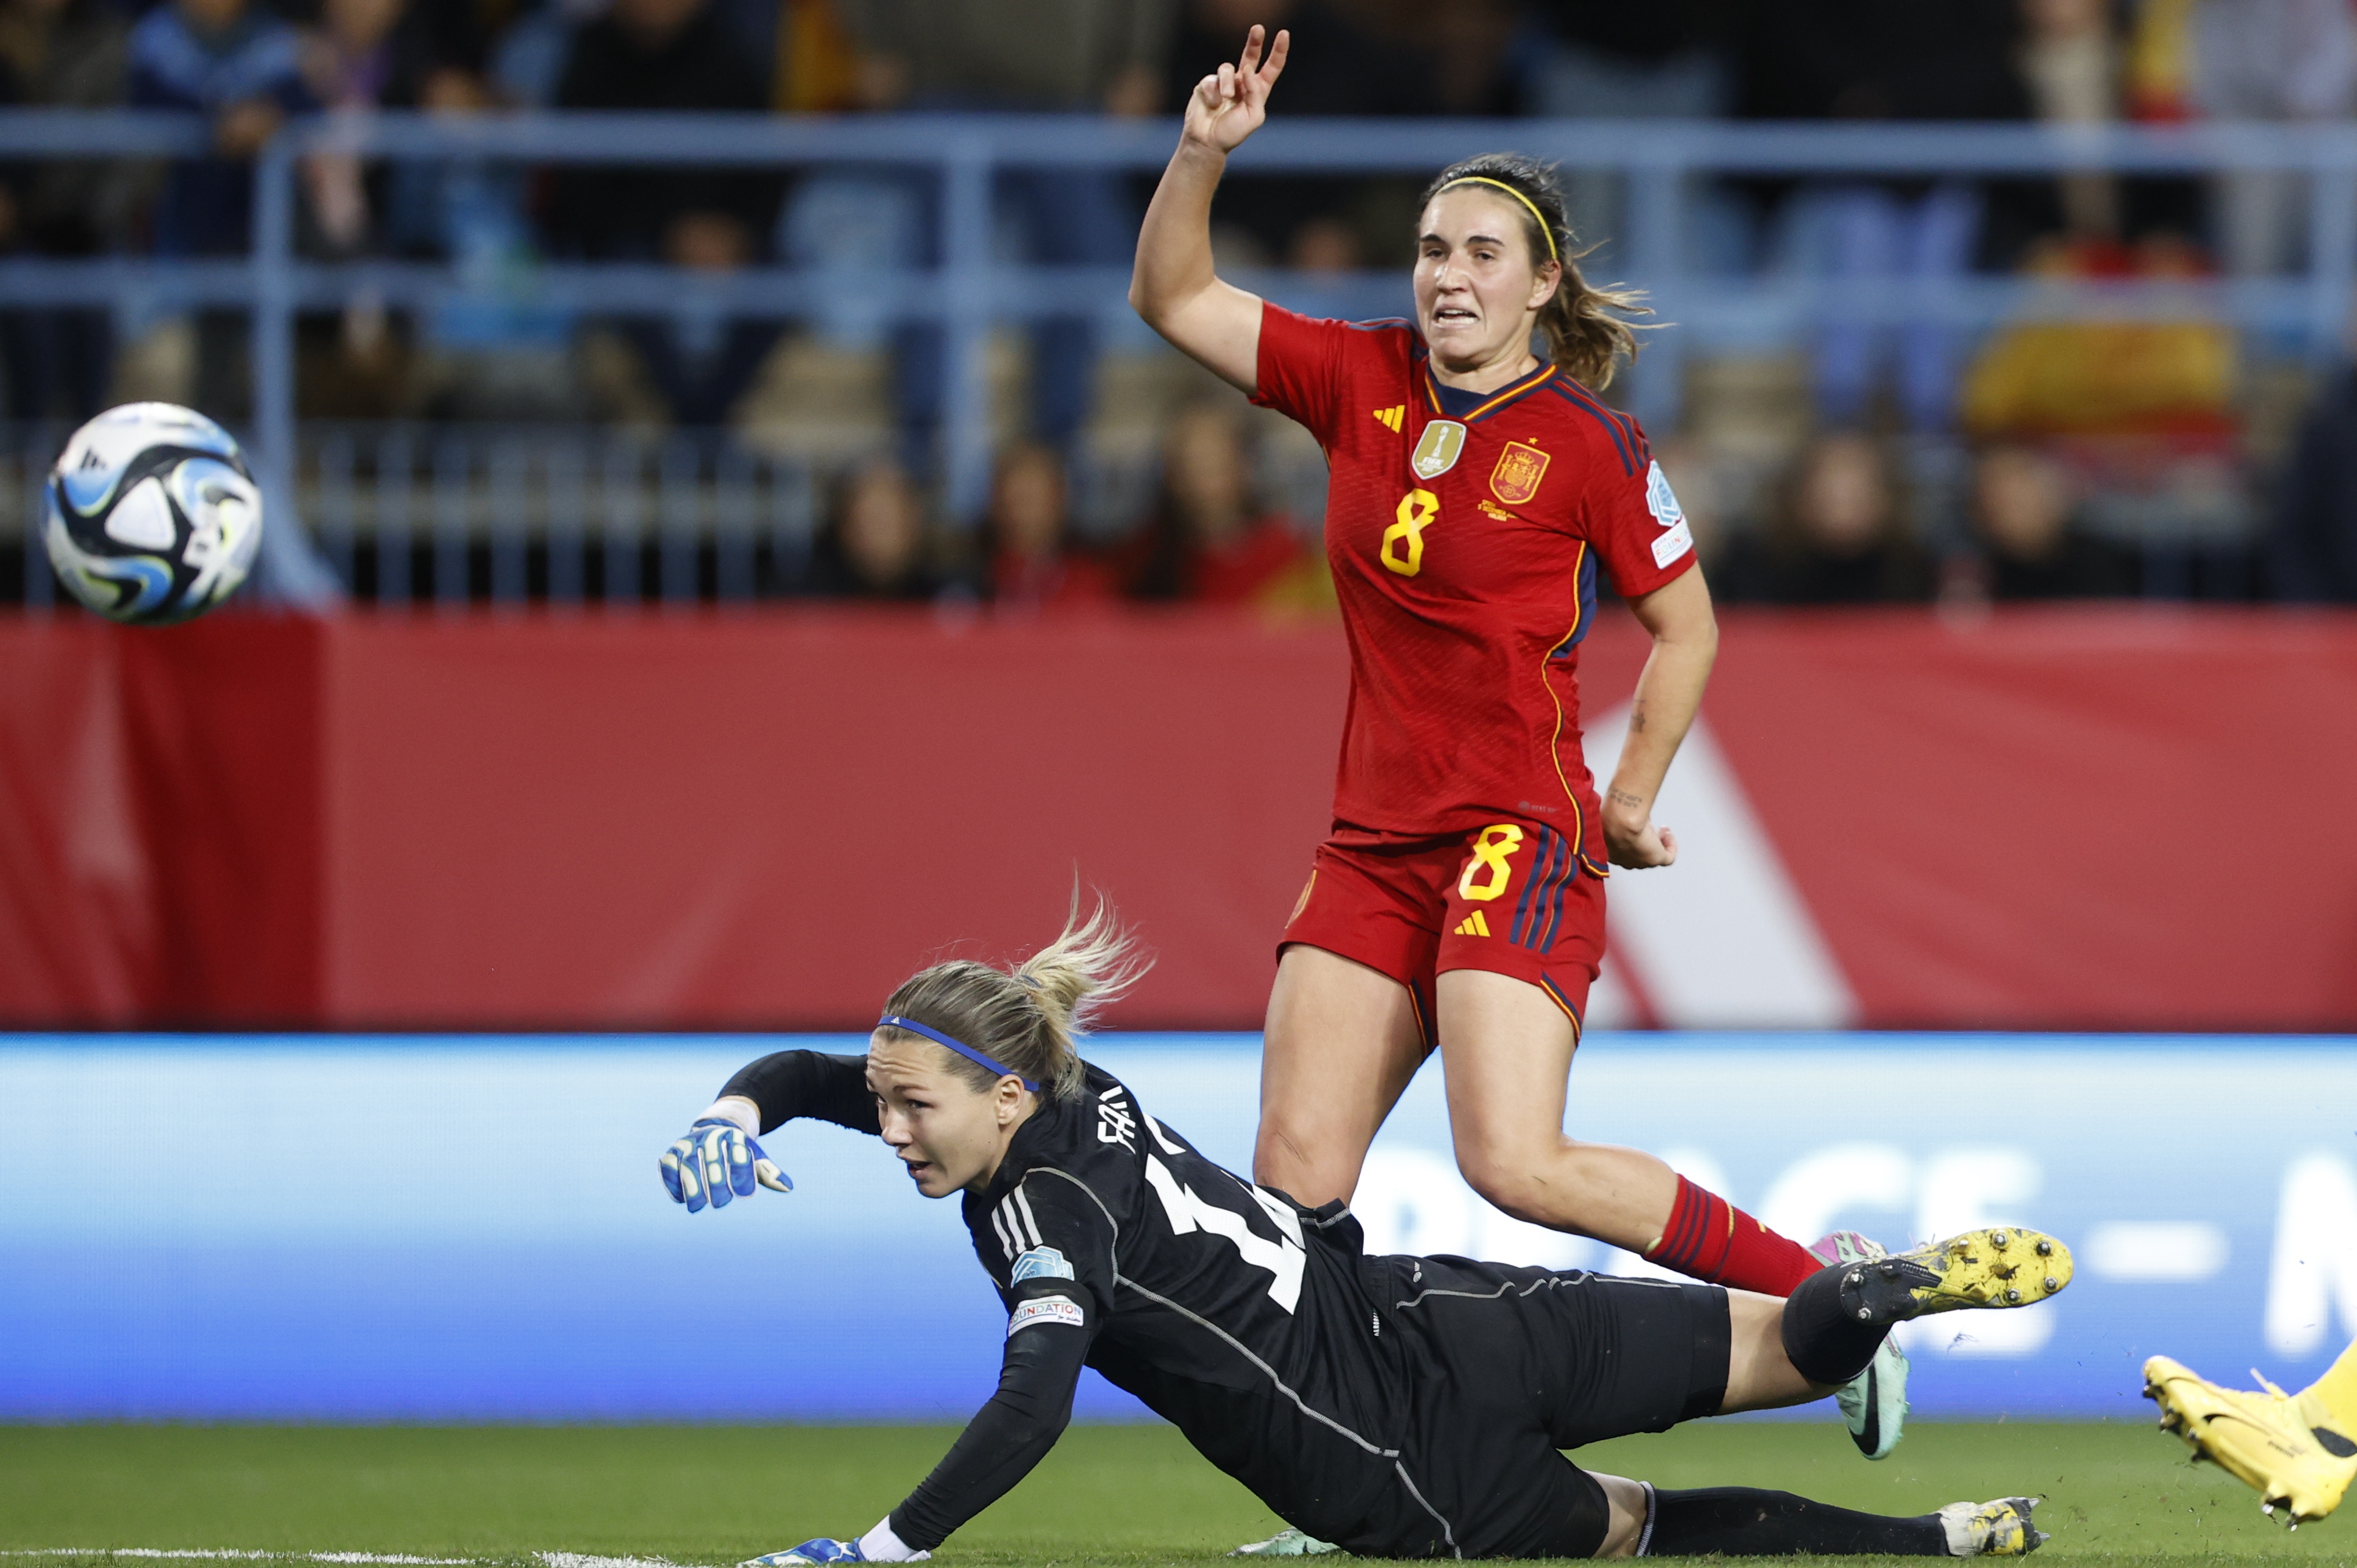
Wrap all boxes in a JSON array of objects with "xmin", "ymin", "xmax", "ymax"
[{"xmin": 1279, "ymin": 815, "xmax": 1607, "ymax": 1047}]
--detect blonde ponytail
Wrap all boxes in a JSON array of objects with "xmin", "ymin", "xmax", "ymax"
[
  {"xmin": 1420, "ymin": 153, "xmax": 1652, "ymax": 392},
  {"xmin": 877, "ymin": 891, "xmax": 1150, "ymax": 1101}
]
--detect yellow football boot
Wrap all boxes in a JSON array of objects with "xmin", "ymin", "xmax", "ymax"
[
  {"xmin": 1836, "ymin": 1228, "xmax": 2073, "ymax": 1324},
  {"xmin": 2144, "ymin": 1355, "xmax": 2357, "ymax": 1527}
]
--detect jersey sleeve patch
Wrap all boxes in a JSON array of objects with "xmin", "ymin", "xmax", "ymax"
[
  {"xmin": 1651, "ymin": 518, "xmax": 1694, "ymax": 568},
  {"xmin": 1010, "ymin": 1245, "xmax": 1075, "ymax": 1283},
  {"xmin": 1006, "ymin": 1294, "xmax": 1087, "ymax": 1336},
  {"xmin": 1645, "ymin": 459, "xmax": 1685, "ymax": 527}
]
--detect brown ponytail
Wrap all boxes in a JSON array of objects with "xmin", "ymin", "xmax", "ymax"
[{"xmin": 1419, "ymin": 153, "xmax": 1651, "ymax": 392}]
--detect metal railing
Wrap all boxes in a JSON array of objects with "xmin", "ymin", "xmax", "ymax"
[{"xmin": 2, "ymin": 111, "xmax": 2352, "ymax": 601}]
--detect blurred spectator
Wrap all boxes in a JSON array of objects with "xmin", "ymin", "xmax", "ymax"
[
  {"xmin": 546, "ymin": 0, "xmax": 778, "ymax": 427},
  {"xmin": 130, "ymin": 0, "xmax": 313, "ymax": 256},
  {"xmin": 844, "ymin": 0, "xmax": 1164, "ymax": 114},
  {"xmin": 1526, "ymin": 0, "xmax": 1729, "ymax": 118},
  {"xmin": 1954, "ymin": 441, "xmax": 2137, "ymax": 600},
  {"xmin": 0, "ymin": 0, "xmax": 130, "ymax": 420},
  {"xmin": 1163, "ymin": 0, "xmax": 1426, "ymax": 267},
  {"xmin": 1739, "ymin": 1, "xmax": 2027, "ymax": 433},
  {"xmin": 803, "ymin": 455, "xmax": 941, "ymax": 599},
  {"xmin": 1524, "ymin": 1, "xmax": 1733, "ymax": 273},
  {"xmin": 547, "ymin": 0, "xmax": 771, "ymax": 259},
  {"xmin": 984, "ymin": 441, "xmax": 1116, "ymax": 611},
  {"xmin": 2267, "ymin": 361, "xmax": 2357, "ymax": 600},
  {"xmin": 1716, "ymin": 433, "xmax": 1935, "ymax": 604},
  {"xmin": 774, "ymin": 0, "xmax": 858, "ymax": 110},
  {"xmin": 1370, "ymin": 0, "xmax": 1520, "ymax": 116},
  {"xmin": 130, "ymin": 0, "xmax": 313, "ymax": 415},
  {"xmin": 2191, "ymin": 0, "xmax": 2356, "ymax": 276},
  {"xmin": 829, "ymin": 0, "xmax": 1166, "ymax": 459},
  {"xmin": 1127, "ymin": 401, "xmax": 1323, "ymax": 608},
  {"xmin": 2127, "ymin": 0, "xmax": 2196, "ymax": 120},
  {"xmin": 2019, "ymin": 0, "xmax": 2121, "ymax": 239}
]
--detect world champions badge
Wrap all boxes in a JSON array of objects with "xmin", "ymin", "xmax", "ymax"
[
  {"xmin": 1411, "ymin": 420, "xmax": 1465, "ymax": 480},
  {"xmin": 1489, "ymin": 440, "xmax": 1550, "ymax": 506}
]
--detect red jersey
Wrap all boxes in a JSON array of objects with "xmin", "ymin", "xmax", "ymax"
[{"xmin": 1252, "ymin": 303, "xmax": 1698, "ymax": 862}]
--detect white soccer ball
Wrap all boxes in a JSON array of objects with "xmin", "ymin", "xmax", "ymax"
[{"xmin": 44, "ymin": 402, "xmax": 266, "ymax": 625}]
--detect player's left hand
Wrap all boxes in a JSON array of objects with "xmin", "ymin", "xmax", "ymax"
[
  {"xmin": 1603, "ymin": 810, "xmax": 1678, "ymax": 869},
  {"xmin": 744, "ymin": 1538, "xmax": 927, "ymax": 1566},
  {"xmin": 659, "ymin": 1117, "xmax": 791, "ymax": 1212},
  {"xmin": 743, "ymin": 1543, "xmax": 864, "ymax": 1566}
]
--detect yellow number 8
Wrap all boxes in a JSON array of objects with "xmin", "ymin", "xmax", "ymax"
[
  {"xmin": 1457, "ymin": 823, "xmax": 1525, "ymax": 902},
  {"xmin": 1383, "ymin": 488, "xmax": 1439, "ymax": 577}
]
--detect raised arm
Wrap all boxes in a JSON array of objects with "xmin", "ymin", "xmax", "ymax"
[
  {"xmin": 1129, "ymin": 24, "xmax": 1288, "ymax": 393},
  {"xmin": 1602, "ymin": 566, "xmax": 1718, "ymax": 869}
]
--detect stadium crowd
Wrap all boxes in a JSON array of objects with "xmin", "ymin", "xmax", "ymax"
[{"xmin": 6, "ymin": 0, "xmax": 2357, "ymax": 603}]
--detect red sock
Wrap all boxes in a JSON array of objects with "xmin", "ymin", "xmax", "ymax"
[{"xmin": 1645, "ymin": 1175, "xmax": 1824, "ymax": 1296}]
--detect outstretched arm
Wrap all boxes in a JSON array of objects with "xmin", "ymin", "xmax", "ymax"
[
  {"xmin": 717, "ymin": 1050, "xmax": 881, "ymax": 1136},
  {"xmin": 748, "ymin": 1170, "xmax": 1121, "ymax": 1564},
  {"xmin": 1129, "ymin": 24, "xmax": 1288, "ymax": 393},
  {"xmin": 1603, "ymin": 567, "xmax": 1717, "ymax": 870},
  {"xmin": 659, "ymin": 1051, "xmax": 877, "ymax": 1213},
  {"xmin": 880, "ymin": 1305, "xmax": 1093, "ymax": 1553}
]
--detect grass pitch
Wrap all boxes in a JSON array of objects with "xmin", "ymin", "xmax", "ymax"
[{"xmin": 0, "ymin": 1421, "xmax": 2338, "ymax": 1567}]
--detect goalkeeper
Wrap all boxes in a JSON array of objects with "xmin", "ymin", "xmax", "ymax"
[{"xmin": 661, "ymin": 901, "xmax": 2073, "ymax": 1561}]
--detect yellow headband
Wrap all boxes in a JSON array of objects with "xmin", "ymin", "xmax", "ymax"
[{"xmin": 1434, "ymin": 176, "xmax": 1560, "ymax": 264}]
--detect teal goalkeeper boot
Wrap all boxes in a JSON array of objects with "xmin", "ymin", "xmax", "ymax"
[{"xmin": 1814, "ymin": 1231, "xmax": 1911, "ymax": 1460}]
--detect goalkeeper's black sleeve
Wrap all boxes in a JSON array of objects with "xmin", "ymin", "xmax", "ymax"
[
  {"xmin": 1647, "ymin": 1489, "xmax": 1948, "ymax": 1556},
  {"xmin": 720, "ymin": 1051, "xmax": 880, "ymax": 1136},
  {"xmin": 886, "ymin": 1311, "xmax": 1092, "ymax": 1552}
]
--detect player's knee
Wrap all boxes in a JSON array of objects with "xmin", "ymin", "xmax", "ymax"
[
  {"xmin": 1454, "ymin": 1144, "xmax": 1558, "ymax": 1225},
  {"xmin": 1253, "ymin": 1118, "xmax": 1357, "ymax": 1206}
]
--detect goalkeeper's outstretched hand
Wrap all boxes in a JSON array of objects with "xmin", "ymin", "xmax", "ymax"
[
  {"xmin": 660, "ymin": 1117, "xmax": 791, "ymax": 1211},
  {"xmin": 744, "ymin": 1538, "xmax": 928, "ymax": 1566}
]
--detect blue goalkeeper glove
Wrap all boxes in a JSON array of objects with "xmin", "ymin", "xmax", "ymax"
[
  {"xmin": 744, "ymin": 1544, "xmax": 864, "ymax": 1567},
  {"xmin": 660, "ymin": 1117, "xmax": 790, "ymax": 1212},
  {"xmin": 743, "ymin": 1520, "xmax": 927, "ymax": 1565}
]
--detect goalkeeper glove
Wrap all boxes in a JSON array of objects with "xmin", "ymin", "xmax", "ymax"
[
  {"xmin": 660, "ymin": 1117, "xmax": 790, "ymax": 1212},
  {"xmin": 744, "ymin": 1520, "xmax": 927, "ymax": 1565},
  {"xmin": 745, "ymin": 1544, "xmax": 862, "ymax": 1566}
]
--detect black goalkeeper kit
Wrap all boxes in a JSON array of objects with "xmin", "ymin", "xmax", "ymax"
[{"xmin": 724, "ymin": 1052, "xmax": 1741, "ymax": 1559}]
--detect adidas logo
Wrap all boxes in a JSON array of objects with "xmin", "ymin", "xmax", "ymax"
[
  {"xmin": 1453, "ymin": 910, "xmax": 1491, "ymax": 938},
  {"xmin": 1373, "ymin": 405, "xmax": 1404, "ymax": 433}
]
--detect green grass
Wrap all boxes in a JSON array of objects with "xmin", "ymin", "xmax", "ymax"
[{"xmin": 0, "ymin": 1422, "xmax": 2338, "ymax": 1566}]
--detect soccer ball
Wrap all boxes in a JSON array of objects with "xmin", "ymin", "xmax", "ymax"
[{"xmin": 43, "ymin": 402, "xmax": 265, "ymax": 625}]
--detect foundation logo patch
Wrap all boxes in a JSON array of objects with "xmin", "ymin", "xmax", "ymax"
[
  {"xmin": 1007, "ymin": 1294, "xmax": 1086, "ymax": 1336},
  {"xmin": 1489, "ymin": 441, "xmax": 1550, "ymax": 506},
  {"xmin": 1412, "ymin": 420, "xmax": 1466, "ymax": 479}
]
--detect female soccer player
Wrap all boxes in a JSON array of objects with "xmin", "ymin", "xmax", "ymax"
[
  {"xmin": 1128, "ymin": 22, "xmax": 1895, "ymax": 1452},
  {"xmin": 658, "ymin": 905, "xmax": 2071, "ymax": 1562}
]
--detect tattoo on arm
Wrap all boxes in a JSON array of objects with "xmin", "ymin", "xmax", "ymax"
[
  {"xmin": 1629, "ymin": 702, "xmax": 1648, "ymax": 734},
  {"xmin": 1608, "ymin": 789, "xmax": 1647, "ymax": 811}
]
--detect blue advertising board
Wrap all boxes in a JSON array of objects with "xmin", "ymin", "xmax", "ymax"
[{"xmin": 2, "ymin": 1033, "xmax": 2352, "ymax": 1422}]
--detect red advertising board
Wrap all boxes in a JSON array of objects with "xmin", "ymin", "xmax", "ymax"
[{"xmin": 2, "ymin": 606, "xmax": 2351, "ymax": 1030}]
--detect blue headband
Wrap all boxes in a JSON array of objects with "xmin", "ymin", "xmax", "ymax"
[{"xmin": 877, "ymin": 1014, "xmax": 1040, "ymax": 1091}]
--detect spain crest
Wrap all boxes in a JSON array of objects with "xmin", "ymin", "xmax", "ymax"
[
  {"xmin": 1411, "ymin": 420, "xmax": 1465, "ymax": 480},
  {"xmin": 1489, "ymin": 441, "xmax": 1550, "ymax": 506}
]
